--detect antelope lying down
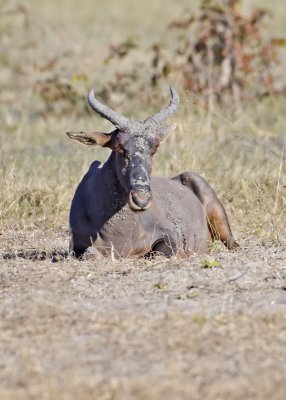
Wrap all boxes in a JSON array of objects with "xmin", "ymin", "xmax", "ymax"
[{"xmin": 67, "ymin": 87, "xmax": 238, "ymax": 258}]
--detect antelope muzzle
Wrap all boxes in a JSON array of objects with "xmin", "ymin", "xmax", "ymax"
[{"xmin": 129, "ymin": 190, "xmax": 152, "ymax": 211}]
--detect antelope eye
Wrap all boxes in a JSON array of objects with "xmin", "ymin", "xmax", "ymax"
[
  {"xmin": 114, "ymin": 144, "xmax": 125, "ymax": 155},
  {"xmin": 150, "ymin": 144, "xmax": 159, "ymax": 156}
]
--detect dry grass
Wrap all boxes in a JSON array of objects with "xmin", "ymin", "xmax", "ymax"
[{"xmin": 1, "ymin": 0, "xmax": 286, "ymax": 399}]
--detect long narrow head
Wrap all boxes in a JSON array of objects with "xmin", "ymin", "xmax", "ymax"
[{"xmin": 67, "ymin": 87, "xmax": 179, "ymax": 211}]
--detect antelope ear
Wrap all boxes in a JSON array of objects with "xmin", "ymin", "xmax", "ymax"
[
  {"xmin": 66, "ymin": 131, "xmax": 111, "ymax": 147},
  {"xmin": 156, "ymin": 123, "xmax": 177, "ymax": 142}
]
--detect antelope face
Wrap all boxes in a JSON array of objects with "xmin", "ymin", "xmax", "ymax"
[
  {"xmin": 112, "ymin": 128, "xmax": 158, "ymax": 211},
  {"xmin": 67, "ymin": 86, "xmax": 179, "ymax": 211}
]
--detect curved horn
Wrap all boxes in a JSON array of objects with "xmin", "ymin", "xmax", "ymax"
[
  {"xmin": 88, "ymin": 89, "xmax": 129, "ymax": 129},
  {"xmin": 144, "ymin": 86, "xmax": 180, "ymax": 127}
]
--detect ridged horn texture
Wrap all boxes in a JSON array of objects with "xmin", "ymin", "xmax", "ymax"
[
  {"xmin": 88, "ymin": 89, "xmax": 129, "ymax": 129},
  {"xmin": 144, "ymin": 86, "xmax": 180, "ymax": 127}
]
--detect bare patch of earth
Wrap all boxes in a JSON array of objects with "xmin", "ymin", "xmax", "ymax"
[{"xmin": 0, "ymin": 229, "xmax": 286, "ymax": 400}]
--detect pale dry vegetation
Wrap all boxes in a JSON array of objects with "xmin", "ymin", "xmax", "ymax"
[{"xmin": 0, "ymin": 1, "xmax": 286, "ymax": 399}]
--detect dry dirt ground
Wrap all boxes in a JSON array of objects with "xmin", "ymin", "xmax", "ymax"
[
  {"xmin": 1, "ymin": 1, "xmax": 286, "ymax": 399},
  {"xmin": 0, "ymin": 229, "xmax": 286, "ymax": 400}
]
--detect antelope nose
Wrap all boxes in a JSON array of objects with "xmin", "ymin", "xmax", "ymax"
[{"xmin": 129, "ymin": 191, "xmax": 152, "ymax": 211}]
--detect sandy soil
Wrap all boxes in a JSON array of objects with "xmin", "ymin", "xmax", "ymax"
[{"xmin": 0, "ymin": 229, "xmax": 285, "ymax": 400}]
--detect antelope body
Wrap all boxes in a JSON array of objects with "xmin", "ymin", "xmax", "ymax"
[{"xmin": 67, "ymin": 87, "xmax": 238, "ymax": 258}]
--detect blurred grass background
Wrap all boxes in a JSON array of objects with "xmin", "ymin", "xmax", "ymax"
[{"xmin": 0, "ymin": 0, "xmax": 285, "ymax": 244}]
